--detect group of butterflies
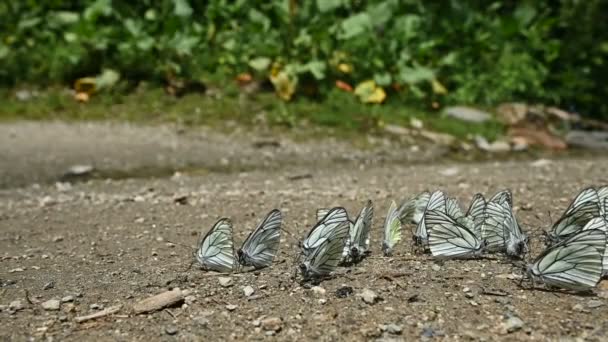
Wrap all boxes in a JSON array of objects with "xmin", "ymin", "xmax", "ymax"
[{"xmin": 193, "ymin": 186, "xmax": 608, "ymax": 292}]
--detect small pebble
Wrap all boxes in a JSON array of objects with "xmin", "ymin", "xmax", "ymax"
[
  {"xmin": 359, "ymin": 289, "xmax": 378, "ymax": 304},
  {"xmin": 225, "ymin": 304, "xmax": 238, "ymax": 311},
  {"xmin": 431, "ymin": 264, "xmax": 441, "ymax": 271},
  {"xmin": 311, "ymin": 286, "xmax": 326, "ymax": 296},
  {"xmin": 243, "ymin": 286, "xmax": 255, "ymax": 297},
  {"xmin": 43, "ymin": 282, "xmax": 54, "ymax": 290},
  {"xmin": 318, "ymin": 299, "xmax": 327, "ymax": 305},
  {"xmin": 193, "ymin": 316, "xmax": 209, "ymax": 327},
  {"xmin": 502, "ymin": 316, "xmax": 524, "ymax": 333},
  {"xmin": 61, "ymin": 296, "xmax": 74, "ymax": 303},
  {"xmin": 587, "ymin": 300, "xmax": 603, "ymax": 309},
  {"xmin": 165, "ymin": 326, "xmax": 178, "ymax": 335},
  {"xmin": 90, "ymin": 303, "xmax": 103, "ymax": 310},
  {"xmin": 382, "ymin": 323, "xmax": 403, "ymax": 335},
  {"xmin": 9, "ymin": 300, "xmax": 24, "ymax": 311},
  {"xmin": 261, "ymin": 317, "xmax": 282, "ymax": 332},
  {"xmin": 41, "ymin": 299, "xmax": 61, "ymax": 311},
  {"xmin": 218, "ymin": 277, "xmax": 233, "ymax": 288}
]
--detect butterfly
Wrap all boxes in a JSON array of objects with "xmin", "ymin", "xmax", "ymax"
[
  {"xmin": 597, "ymin": 186, "xmax": 608, "ymax": 216},
  {"xmin": 426, "ymin": 210, "xmax": 485, "ymax": 259},
  {"xmin": 397, "ymin": 191, "xmax": 431, "ymax": 225},
  {"xmin": 382, "ymin": 200, "xmax": 402, "ymax": 256},
  {"xmin": 546, "ymin": 188, "xmax": 601, "ymax": 245},
  {"xmin": 458, "ymin": 193, "xmax": 487, "ymax": 237},
  {"xmin": 236, "ymin": 209, "xmax": 282, "ymax": 270},
  {"xmin": 302, "ymin": 207, "xmax": 349, "ymax": 256},
  {"xmin": 344, "ymin": 200, "xmax": 374, "ymax": 263},
  {"xmin": 299, "ymin": 220, "xmax": 350, "ymax": 281},
  {"xmin": 489, "ymin": 189, "xmax": 513, "ymax": 209},
  {"xmin": 526, "ymin": 228, "xmax": 606, "ymax": 291},
  {"xmin": 195, "ymin": 218, "xmax": 235, "ymax": 273},
  {"xmin": 481, "ymin": 201, "xmax": 528, "ymax": 257},
  {"xmin": 414, "ymin": 190, "xmax": 447, "ymax": 246},
  {"xmin": 446, "ymin": 197, "xmax": 464, "ymax": 219},
  {"xmin": 581, "ymin": 216, "xmax": 608, "ymax": 275}
]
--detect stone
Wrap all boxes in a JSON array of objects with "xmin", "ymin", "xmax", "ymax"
[
  {"xmin": 243, "ymin": 286, "xmax": 255, "ymax": 297},
  {"xmin": 218, "ymin": 277, "xmax": 233, "ymax": 288},
  {"xmin": 165, "ymin": 325, "xmax": 178, "ymax": 335},
  {"xmin": 9, "ymin": 300, "xmax": 24, "ymax": 311},
  {"xmin": 311, "ymin": 286, "xmax": 326, "ymax": 296},
  {"xmin": 444, "ymin": 106, "xmax": 491, "ymax": 123},
  {"xmin": 41, "ymin": 299, "xmax": 61, "ymax": 311},
  {"xmin": 587, "ymin": 300, "xmax": 604, "ymax": 309},
  {"xmin": 336, "ymin": 286, "xmax": 354, "ymax": 298},
  {"xmin": 502, "ymin": 316, "xmax": 524, "ymax": 333},
  {"xmin": 383, "ymin": 323, "xmax": 402, "ymax": 335},
  {"xmin": 359, "ymin": 289, "xmax": 378, "ymax": 304},
  {"xmin": 431, "ymin": 264, "xmax": 441, "ymax": 272},
  {"xmin": 384, "ymin": 124, "xmax": 411, "ymax": 136},
  {"xmin": 193, "ymin": 316, "xmax": 209, "ymax": 327},
  {"xmin": 475, "ymin": 136, "xmax": 511, "ymax": 152},
  {"xmin": 61, "ymin": 296, "xmax": 74, "ymax": 303},
  {"xmin": 261, "ymin": 317, "xmax": 282, "ymax": 332},
  {"xmin": 225, "ymin": 304, "xmax": 238, "ymax": 311}
]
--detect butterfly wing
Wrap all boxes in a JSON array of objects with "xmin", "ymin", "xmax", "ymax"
[
  {"xmin": 466, "ymin": 193, "xmax": 486, "ymax": 219},
  {"xmin": 581, "ymin": 219, "xmax": 608, "ymax": 273},
  {"xmin": 597, "ymin": 186, "xmax": 608, "ymax": 216},
  {"xmin": 446, "ymin": 197, "xmax": 464, "ymax": 219},
  {"xmin": 481, "ymin": 202, "xmax": 514, "ymax": 252},
  {"xmin": 529, "ymin": 241, "xmax": 604, "ymax": 291},
  {"xmin": 426, "ymin": 210, "xmax": 482, "ymax": 258},
  {"xmin": 301, "ymin": 220, "xmax": 350, "ymax": 279},
  {"xmin": 316, "ymin": 208, "xmax": 331, "ymax": 222},
  {"xmin": 238, "ymin": 209, "xmax": 282, "ymax": 269},
  {"xmin": 414, "ymin": 190, "xmax": 446, "ymax": 245},
  {"xmin": 303, "ymin": 207, "xmax": 349, "ymax": 253},
  {"xmin": 382, "ymin": 200, "xmax": 401, "ymax": 256},
  {"xmin": 489, "ymin": 189, "xmax": 513, "ymax": 208},
  {"xmin": 550, "ymin": 188, "xmax": 600, "ymax": 243},
  {"xmin": 398, "ymin": 191, "xmax": 431, "ymax": 224},
  {"xmin": 196, "ymin": 218, "xmax": 235, "ymax": 273},
  {"xmin": 350, "ymin": 200, "xmax": 374, "ymax": 257}
]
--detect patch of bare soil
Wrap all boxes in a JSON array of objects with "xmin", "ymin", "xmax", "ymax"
[{"xmin": 2, "ymin": 154, "xmax": 608, "ymax": 341}]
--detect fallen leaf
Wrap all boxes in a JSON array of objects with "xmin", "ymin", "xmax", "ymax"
[
  {"xmin": 335, "ymin": 80, "xmax": 353, "ymax": 92},
  {"xmin": 269, "ymin": 70, "xmax": 297, "ymax": 101},
  {"xmin": 354, "ymin": 80, "xmax": 386, "ymax": 104}
]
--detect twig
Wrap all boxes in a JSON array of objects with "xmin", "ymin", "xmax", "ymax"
[
  {"xmin": 481, "ymin": 288, "xmax": 509, "ymax": 297},
  {"xmin": 132, "ymin": 289, "xmax": 184, "ymax": 314},
  {"xmin": 75, "ymin": 305, "xmax": 122, "ymax": 323}
]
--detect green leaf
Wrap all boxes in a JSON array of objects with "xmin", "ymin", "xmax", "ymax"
[
  {"xmin": 249, "ymin": 57, "xmax": 272, "ymax": 71},
  {"xmin": 514, "ymin": 3, "xmax": 537, "ymax": 27},
  {"xmin": 368, "ymin": 0, "xmax": 397, "ymax": 27},
  {"xmin": 144, "ymin": 9, "xmax": 157, "ymax": 21},
  {"xmin": 18, "ymin": 17, "xmax": 41, "ymax": 30},
  {"xmin": 83, "ymin": 0, "xmax": 112, "ymax": 21},
  {"xmin": 96, "ymin": 69, "xmax": 120, "ymax": 90},
  {"xmin": 248, "ymin": 9, "xmax": 271, "ymax": 31},
  {"xmin": 173, "ymin": 0, "xmax": 193, "ymax": 17},
  {"xmin": 51, "ymin": 11, "xmax": 80, "ymax": 25},
  {"xmin": 317, "ymin": 0, "xmax": 343, "ymax": 13},
  {"xmin": 398, "ymin": 65, "xmax": 435, "ymax": 85},
  {"xmin": 0, "ymin": 44, "xmax": 8, "ymax": 59},
  {"xmin": 374, "ymin": 72, "xmax": 392, "ymax": 87},
  {"xmin": 338, "ymin": 13, "xmax": 372, "ymax": 40},
  {"xmin": 298, "ymin": 61, "xmax": 326, "ymax": 80}
]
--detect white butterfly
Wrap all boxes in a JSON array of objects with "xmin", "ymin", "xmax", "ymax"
[
  {"xmin": 414, "ymin": 190, "xmax": 446, "ymax": 245},
  {"xmin": 459, "ymin": 193, "xmax": 487, "ymax": 237},
  {"xmin": 382, "ymin": 200, "xmax": 402, "ymax": 256},
  {"xmin": 526, "ymin": 228, "xmax": 606, "ymax": 291},
  {"xmin": 547, "ymin": 188, "xmax": 600, "ymax": 245},
  {"xmin": 481, "ymin": 201, "xmax": 528, "ymax": 257},
  {"xmin": 489, "ymin": 189, "xmax": 513, "ymax": 209},
  {"xmin": 195, "ymin": 218, "xmax": 235, "ymax": 273},
  {"xmin": 397, "ymin": 191, "xmax": 431, "ymax": 225},
  {"xmin": 426, "ymin": 210, "xmax": 485, "ymax": 259},
  {"xmin": 237, "ymin": 209, "xmax": 282, "ymax": 269},
  {"xmin": 581, "ymin": 216, "xmax": 608, "ymax": 275},
  {"xmin": 344, "ymin": 200, "xmax": 374, "ymax": 263},
  {"xmin": 299, "ymin": 220, "xmax": 350, "ymax": 281},
  {"xmin": 597, "ymin": 186, "xmax": 608, "ymax": 217},
  {"xmin": 446, "ymin": 197, "xmax": 465, "ymax": 219},
  {"xmin": 302, "ymin": 207, "xmax": 349, "ymax": 256}
]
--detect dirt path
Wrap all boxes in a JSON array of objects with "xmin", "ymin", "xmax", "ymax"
[{"xmin": 1, "ymin": 122, "xmax": 608, "ymax": 341}]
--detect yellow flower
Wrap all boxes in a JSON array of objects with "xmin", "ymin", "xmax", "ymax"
[
  {"xmin": 269, "ymin": 70, "xmax": 297, "ymax": 101},
  {"xmin": 354, "ymin": 80, "xmax": 386, "ymax": 104}
]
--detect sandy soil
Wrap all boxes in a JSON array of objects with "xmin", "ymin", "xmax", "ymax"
[{"xmin": 1, "ymin": 122, "xmax": 608, "ymax": 341}]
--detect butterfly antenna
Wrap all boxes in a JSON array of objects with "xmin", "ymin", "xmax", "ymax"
[{"xmin": 165, "ymin": 239, "xmax": 195, "ymax": 251}]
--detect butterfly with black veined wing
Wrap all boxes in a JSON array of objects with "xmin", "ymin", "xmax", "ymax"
[
  {"xmin": 302, "ymin": 207, "xmax": 349, "ymax": 256},
  {"xmin": 425, "ymin": 209, "xmax": 485, "ymax": 259},
  {"xmin": 581, "ymin": 216, "xmax": 608, "ymax": 276},
  {"xmin": 480, "ymin": 201, "xmax": 528, "ymax": 258},
  {"xmin": 195, "ymin": 218, "xmax": 235, "ymax": 273},
  {"xmin": 526, "ymin": 228, "xmax": 606, "ymax": 291},
  {"xmin": 489, "ymin": 189, "xmax": 513, "ymax": 209},
  {"xmin": 597, "ymin": 186, "xmax": 608, "ymax": 217},
  {"xmin": 299, "ymin": 220, "xmax": 350, "ymax": 281},
  {"xmin": 236, "ymin": 209, "xmax": 282, "ymax": 270},
  {"xmin": 397, "ymin": 191, "xmax": 431, "ymax": 225},
  {"xmin": 446, "ymin": 197, "xmax": 465, "ymax": 219},
  {"xmin": 458, "ymin": 193, "xmax": 487, "ymax": 237},
  {"xmin": 546, "ymin": 187, "xmax": 601, "ymax": 246},
  {"xmin": 315, "ymin": 207, "xmax": 354, "ymax": 261},
  {"xmin": 344, "ymin": 200, "xmax": 374, "ymax": 263},
  {"xmin": 382, "ymin": 200, "xmax": 402, "ymax": 256},
  {"xmin": 414, "ymin": 190, "xmax": 447, "ymax": 246}
]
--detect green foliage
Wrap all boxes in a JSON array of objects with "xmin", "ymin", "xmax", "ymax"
[{"xmin": 1, "ymin": 0, "xmax": 607, "ymax": 118}]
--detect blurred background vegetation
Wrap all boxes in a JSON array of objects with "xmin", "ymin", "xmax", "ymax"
[{"xmin": 1, "ymin": 0, "xmax": 607, "ymax": 122}]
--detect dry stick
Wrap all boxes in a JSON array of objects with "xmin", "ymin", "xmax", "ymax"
[
  {"xmin": 132, "ymin": 289, "xmax": 184, "ymax": 315},
  {"xmin": 75, "ymin": 305, "xmax": 122, "ymax": 323}
]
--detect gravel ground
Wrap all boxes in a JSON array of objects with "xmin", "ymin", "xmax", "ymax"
[{"xmin": 1, "ymin": 122, "xmax": 608, "ymax": 341}]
